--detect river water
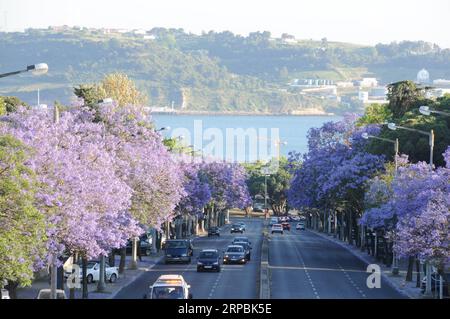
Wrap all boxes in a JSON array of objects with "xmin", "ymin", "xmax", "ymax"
[{"xmin": 152, "ymin": 114, "xmax": 342, "ymax": 162}]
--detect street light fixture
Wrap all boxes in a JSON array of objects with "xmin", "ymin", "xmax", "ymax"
[
  {"xmin": 361, "ymin": 131, "xmax": 401, "ymax": 275},
  {"xmin": 361, "ymin": 132, "xmax": 399, "ymax": 172},
  {"xmin": 0, "ymin": 63, "xmax": 49, "ymax": 78},
  {"xmin": 419, "ymin": 105, "xmax": 450, "ymax": 117},
  {"xmin": 386, "ymin": 123, "xmax": 434, "ymax": 171}
]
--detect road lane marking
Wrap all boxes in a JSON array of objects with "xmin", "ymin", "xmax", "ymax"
[{"xmin": 268, "ymin": 265, "xmax": 368, "ymax": 273}]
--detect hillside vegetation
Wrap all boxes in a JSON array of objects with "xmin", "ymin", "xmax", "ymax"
[{"xmin": 1, "ymin": 28, "xmax": 449, "ymax": 114}]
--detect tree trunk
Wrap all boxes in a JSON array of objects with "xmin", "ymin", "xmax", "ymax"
[
  {"xmin": 416, "ymin": 257, "xmax": 421, "ymax": 288},
  {"xmin": 405, "ymin": 256, "xmax": 415, "ymax": 282},
  {"xmin": 82, "ymin": 256, "xmax": 88, "ymax": 299},
  {"xmin": 6, "ymin": 280, "xmax": 18, "ymax": 299},
  {"xmin": 108, "ymin": 251, "xmax": 115, "ymax": 267},
  {"xmin": 119, "ymin": 247, "xmax": 126, "ymax": 274}
]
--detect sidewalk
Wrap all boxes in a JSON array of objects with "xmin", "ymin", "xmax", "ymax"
[
  {"xmin": 309, "ymin": 229, "xmax": 426, "ymax": 299},
  {"xmin": 16, "ymin": 252, "xmax": 164, "ymax": 299}
]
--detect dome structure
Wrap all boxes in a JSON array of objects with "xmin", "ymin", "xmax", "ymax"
[{"xmin": 416, "ymin": 68, "xmax": 430, "ymax": 84}]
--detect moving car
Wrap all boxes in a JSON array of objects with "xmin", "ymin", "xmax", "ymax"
[
  {"xmin": 271, "ymin": 224, "xmax": 284, "ymax": 234},
  {"xmin": 64, "ymin": 261, "xmax": 119, "ymax": 284},
  {"xmin": 163, "ymin": 239, "xmax": 193, "ymax": 264},
  {"xmin": 269, "ymin": 217, "xmax": 279, "ymax": 226},
  {"xmin": 233, "ymin": 241, "xmax": 252, "ymax": 261},
  {"xmin": 223, "ymin": 245, "xmax": 247, "ymax": 264},
  {"xmin": 296, "ymin": 222, "xmax": 306, "ymax": 230},
  {"xmin": 230, "ymin": 224, "xmax": 244, "ymax": 233},
  {"xmin": 208, "ymin": 226, "xmax": 220, "ymax": 237},
  {"xmin": 237, "ymin": 222, "xmax": 246, "ymax": 231},
  {"xmin": 281, "ymin": 222, "xmax": 291, "ymax": 231},
  {"xmin": 36, "ymin": 289, "xmax": 67, "ymax": 299},
  {"xmin": 232, "ymin": 236, "xmax": 252, "ymax": 248},
  {"xmin": 144, "ymin": 275, "xmax": 193, "ymax": 299},
  {"xmin": 197, "ymin": 249, "xmax": 221, "ymax": 272},
  {"xmin": 253, "ymin": 203, "xmax": 264, "ymax": 212}
]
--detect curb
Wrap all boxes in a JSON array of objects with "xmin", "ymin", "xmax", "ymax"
[
  {"xmin": 309, "ymin": 229, "xmax": 416, "ymax": 299},
  {"xmin": 259, "ymin": 220, "xmax": 270, "ymax": 299}
]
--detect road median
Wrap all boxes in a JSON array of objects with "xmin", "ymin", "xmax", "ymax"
[{"xmin": 259, "ymin": 220, "xmax": 270, "ymax": 299}]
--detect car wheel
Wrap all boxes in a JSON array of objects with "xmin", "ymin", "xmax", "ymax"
[
  {"xmin": 197, "ymin": 267, "xmax": 202, "ymax": 272},
  {"xmin": 109, "ymin": 273, "xmax": 117, "ymax": 283},
  {"xmin": 87, "ymin": 274, "xmax": 93, "ymax": 284},
  {"xmin": 145, "ymin": 249, "xmax": 151, "ymax": 256},
  {"xmin": 217, "ymin": 266, "xmax": 221, "ymax": 272}
]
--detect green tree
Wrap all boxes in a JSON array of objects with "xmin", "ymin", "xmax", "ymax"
[
  {"xmin": 0, "ymin": 96, "xmax": 29, "ymax": 114},
  {"xmin": 0, "ymin": 97, "xmax": 6, "ymax": 115},
  {"xmin": 387, "ymin": 81, "xmax": 425, "ymax": 118},
  {"xmin": 244, "ymin": 157, "xmax": 294, "ymax": 215},
  {"xmin": 0, "ymin": 135, "xmax": 46, "ymax": 298},
  {"xmin": 357, "ymin": 103, "xmax": 393, "ymax": 126}
]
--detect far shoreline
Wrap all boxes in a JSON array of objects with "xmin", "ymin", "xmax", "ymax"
[{"xmin": 150, "ymin": 110, "xmax": 337, "ymax": 117}]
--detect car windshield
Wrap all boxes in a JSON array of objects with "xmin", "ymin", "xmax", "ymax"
[
  {"xmin": 166, "ymin": 241, "xmax": 188, "ymax": 249},
  {"xmin": 234, "ymin": 238, "xmax": 248, "ymax": 242},
  {"xmin": 152, "ymin": 286, "xmax": 184, "ymax": 299},
  {"xmin": 199, "ymin": 251, "xmax": 218, "ymax": 258},
  {"xmin": 227, "ymin": 246, "xmax": 243, "ymax": 253},
  {"xmin": 234, "ymin": 242, "xmax": 248, "ymax": 249},
  {"xmin": 232, "ymin": 224, "xmax": 241, "ymax": 227}
]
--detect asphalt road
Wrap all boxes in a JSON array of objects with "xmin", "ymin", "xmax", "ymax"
[
  {"xmin": 269, "ymin": 225, "xmax": 406, "ymax": 299},
  {"xmin": 114, "ymin": 217, "xmax": 263, "ymax": 299}
]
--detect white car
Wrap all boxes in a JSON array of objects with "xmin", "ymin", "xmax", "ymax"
[
  {"xmin": 145, "ymin": 274, "xmax": 193, "ymax": 299},
  {"xmin": 1, "ymin": 288, "xmax": 10, "ymax": 299},
  {"xmin": 36, "ymin": 289, "xmax": 67, "ymax": 299},
  {"xmin": 271, "ymin": 224, "xmax": 284, "ymax": 234},
  {"xmin": 296, "ymin": 222, "xmax": 305, "ymax": 230},
  {"xmin": 64, "ymin": 261, "xmax": 119, "ymax": 284}
]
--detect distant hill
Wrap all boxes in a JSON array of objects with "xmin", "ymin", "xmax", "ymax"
[{"xmin": 1, "ymin": 28, "xmax": 449, "ymax": 114}]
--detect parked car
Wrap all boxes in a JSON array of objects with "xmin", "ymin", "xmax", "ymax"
[
  {"xmin": 64, "ymin": 261, "xmax": 119, "ymax": 284},
  {"xmin": 197, "ymin": 249, "xmax": 221, "ymax": 272},
  {"xmin": 208, "ymin": 226, "xmax": 220, "ymax": 237},
  {"xmin": 144, "ymin": 275, "xmax": 193, "ymax": 299},
  {"xmin": 232, "ymin": 236, "xmax": 252, "ymax": 248},
  {"xmin": 36, "ymin": 289, "xmax": 67, "ymax": 299},
  {"xmin": 230, "ymin": 224, "xmax": 244, "ymax": 233},
  {"xmin": 296, "ymin": 222, "xmax": 306, "ymax": 230},
  {"xmin": 1, "ymin": 289, "xmax": 10, "ymax": 299},
  {"xmin": 281, "ymin": 222, "xmax": 291, "ymax": 231},
  {"xmin": 223, "ymin": 245, "xmax": 247, "ymax": 264},
  {"xmin": 421, "ymin": 273, "xmax": 449, "ymax": 297},
  {"xmin": 163, "ymin": 239, "xmax": 193, "ymax": 264},
  {"xmin": 233, "ymin": 242, "xmax": 252, "ymax": 261},
  {"xmin": 271, "ymin": 224, "xmax": 284, "ymax": 234}
]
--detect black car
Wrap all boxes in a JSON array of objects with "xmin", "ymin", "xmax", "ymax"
[
  {"xmin": 208, "ymin": 226, "xmax": 220, "ymax": 237},
  {"xmin": 232, "ymin": 236, "xmax": 252, "ymax": 248},
  {"xmin": 223, "ymin": 245, "xmax": 247, "ymax": 264},
  {"xmin": 230, "ymin": 224, "xmax": 244, "ymax": 233},
  {"xmin": 113, "ymin": 234, "xmax": 152, "ymax": 256},
  {"xmin": 163, "ymin": 239, "xmax": 194, "ymax": 264},
  {"xmin": 197, "ymin": 249, "xmax": 221, "ymax": 272},
  {"xmin": 233, "ymin": 242, "xmax": 251, "ymax": 261}
]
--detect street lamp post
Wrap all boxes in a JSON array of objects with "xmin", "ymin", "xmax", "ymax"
[
  {"xmin": 419, "ymin": 105, "xmax": 449, "ymax": 299},
  {"xmin": 362, "ymin": 132, "xmax": 400, "ymax": 275},
  {"xmin": 0, "ymin": 63, "xmax": 49, "ymax": 78},
  {"xmin": 387, "ymin": 122, "xmax": 435, "ymax": 295}
]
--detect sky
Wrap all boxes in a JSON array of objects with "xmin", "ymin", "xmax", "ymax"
[{"xmin": 1, "ymin": 0, "xmax": 449, "ymax": 48}]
